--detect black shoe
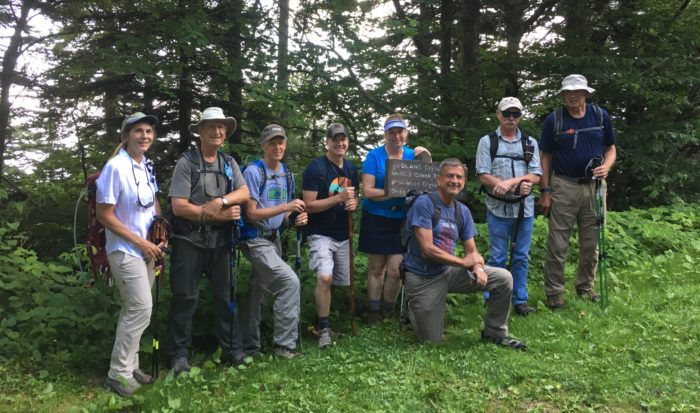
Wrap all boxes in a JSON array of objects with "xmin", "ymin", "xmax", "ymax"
[
  {"xmin": 481, "ymin": 331, "xmax": 527, "ymax": 351},
  {"xmin": 171, "ymin": 356, "xmax": 191, "ymax": 375},
  {"xmin": 513, "ymin": 303, "xmax": 536, "ymax": 316},
  {"xmin": 367, "ymin": 311, "xmax": 382, "ymax": 324}
]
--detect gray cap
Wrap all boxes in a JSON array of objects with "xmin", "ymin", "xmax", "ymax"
[
  {"xmin": 260, "ymin": 124, "xmax": 287, "ymax": 144},
  {"xmin": 189, "ymin": 107, "xmax": 238, "ymax": 138},
  {"xmin": 326, "ymin": 123, "xmax": 348, "ymax": 139},
  {"xmin": 121, "ymin": 112, "xmax": 158, "ymax": 133}
]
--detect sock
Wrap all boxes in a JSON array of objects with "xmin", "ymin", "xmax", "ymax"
[
  {"xmin": 369, "ymin": 300, "xmax": 381, "ymax": 312},
  {"xmin": 317, "ymin": 316, "xmax": 329, "ymax": 331}
]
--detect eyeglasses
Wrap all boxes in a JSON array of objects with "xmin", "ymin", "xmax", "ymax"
[
  {"xmin": 501, "ymin": 111, "xmax": 522, "ymax": 118},
  {"xmin": 132, "ymin": 160, "xmax": 155, "ymax": 209}
]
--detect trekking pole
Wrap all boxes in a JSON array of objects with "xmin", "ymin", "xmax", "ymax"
[
  {"xmin": 595, "ymin": 179, "xmax": 609, "ymax": 308},
  {"xmin": 147, "ymin": 216, "xmax": 172, "ymax": 380},
  {"xmin": 347, "ymin": 210, "xmax": 357, "ymax": 336},
  {"xmin": 228, "ymin": 219, "xmax": 240, "ymax": 362},
  {"xmin": 294, "ymin": 225, "xmax": 303, "ymax": 350},
  {"xmin": 507, "ymin": 179, "xmax": 529, "ymax": 271}
]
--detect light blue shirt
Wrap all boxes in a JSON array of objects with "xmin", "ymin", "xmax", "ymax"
[
  {"xmin": 361, "ymin": 145, "xmax": 415, "ymax": 218},
  {"xmin": 96, "ymin": 148, "xmax": 158, "ymax": 258},
  {"xmin": 243, "ymin": 161, "xmax": 291, "ymax": 231},
  {"xmin": 475, "ymin": 128, "xmax": 542, "ymax": 218}
]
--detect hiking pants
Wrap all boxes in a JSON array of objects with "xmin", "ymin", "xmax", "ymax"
[
  {"xmin": 543, "ymin": 174, "xmax": 606, "ymax": 296},
  {"xmin": 166, "ymin": 238, "xmax": 243, "ymax": 361},
  {"xmin": 240, "ymin": 236, "xmax": 300, "ymax": 352},
  {"xmin": 405, "ymin": 265, "xmax": 512, "ymax": 343},
  {"xmin": 107, "ymin": 251, "xmax": 154, "ymax": 380}
]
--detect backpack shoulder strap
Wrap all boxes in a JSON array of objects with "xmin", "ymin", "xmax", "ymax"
[
  {"xmin": 591, "ymin": 103, "xmax": 604, "ymax": 127},
  {"xmin": 283, "ymin": 162, "xmax": 295, "ymax": 202},
  {"xmin": 427, "ymin": 192, "xmax": 443, "ymax": 228},
  {"xmin": 554, "ymin": 106, "xmax": 564, "ymax": 138},
  {"xmin": 488, "ymin": 131, "xmax": 499, "ymax": 161},
  {"xmin": 251, "ymin": 159, "xmax": 266, "ymax": 196}
]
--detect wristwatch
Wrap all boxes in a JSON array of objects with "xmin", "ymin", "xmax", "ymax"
[{"xmin": 220, "ymin": 197, "xmax": 229, "ymax": 207}]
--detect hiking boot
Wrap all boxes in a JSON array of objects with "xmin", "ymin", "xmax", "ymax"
[
  {"xmin": 367, "ymin": 310, "xmax": 383, "ymax": 324},
  {"xmin": 171, "ymin": 356, "xmax": 191, "ymax": 375},
  {"xmin": 383, "ymin": 308, "xmax": 397, "ymax": 320},
  {"xmin": 318, "ymin": 328, "xmax": 333, "ymax": 349},
  {"xmin": 481, "ymin": 331, "xmax": 527, "ymax": 351},
  {"xmin": 546, "ymin": 294, "xmax": 565, "ymax": 310},
  {"xmin": 577, "ymin": 289, "xmax": 601, "ymax": 302},
  {"xmin": 513, "ymin": 303, "xmax": 536, "ymax": 316},
  {"xmin": 132, "ymin": 368, "xmax": 154, "ymax": 384},
  {"xmin": 273, "ymin": 345, "xmax": 301, "ymax": 359},
  {"xmin": 104, "ymin": 376, "xmax": 141, "ymax": 397}
]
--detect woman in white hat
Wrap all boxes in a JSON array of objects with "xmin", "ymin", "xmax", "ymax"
[{"xmin": 97, "ymin": 112, "xmax": 165, "ymax": 396}]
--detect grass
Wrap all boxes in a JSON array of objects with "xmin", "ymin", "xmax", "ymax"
[{"xmin": 1, "ymin": 213, "xmax": 699, "ymax": 412}]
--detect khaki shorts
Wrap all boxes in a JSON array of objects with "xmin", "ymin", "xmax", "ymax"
[{"xmin": 308, "ymin": 235, "xmax": 351, "ymax": 286}]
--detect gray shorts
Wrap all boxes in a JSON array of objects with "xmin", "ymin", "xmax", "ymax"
[{"xmin": 307, "ymin": 234, "xmax": 350, "ymax": 286}]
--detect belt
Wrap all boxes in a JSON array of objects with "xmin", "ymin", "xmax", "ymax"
[
  {"xmin": 554, "ymin": 173, "xmax": 593, "ymax": 185},
  {"xmin": 257, "ymin": 229, "xmax": 279, "ymax": 242}
]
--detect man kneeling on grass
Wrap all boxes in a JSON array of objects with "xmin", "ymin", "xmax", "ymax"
[{"xmin": 403, "ymin": 158, "xmax": 526, "ymax": 350}]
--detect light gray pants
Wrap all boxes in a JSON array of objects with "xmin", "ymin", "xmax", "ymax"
[
  {"xmin": 107, "ymin": 251, "xmax": 154, "ymax": 380},
  {"xmin": 240, "ymin": 237, "xmax": 300, "ymax": 351},
  {"xmin": 405, "ymin": 265, "xmax": 512, "ymax": 343}
]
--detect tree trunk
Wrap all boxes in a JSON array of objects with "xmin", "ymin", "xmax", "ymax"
[
  {"xmin": 224, "ymin": 0, "xmax": 244, "ymax": 147},
  {"xmin": 277, "ymin": 0, "xmax": 289, "ymax": 94},
  {"xmin": 458, "ymin": 0, "xmax": 481, "ymax": 120},
  {"xmin": 0, "ymin": 0, "xmax": 33, "ymax": 177}
]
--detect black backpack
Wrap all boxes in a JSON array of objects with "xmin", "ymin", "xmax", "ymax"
[{"xmin": 401, "ymin": 191, "xmax": 465, "ymax": 249}]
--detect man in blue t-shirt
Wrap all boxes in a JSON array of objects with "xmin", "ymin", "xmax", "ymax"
[
  {"xmin": 403, "ymin": 158, "xmax": 526, "ymax": 350},
  {"xmin": 239, "ymin": 124, "xmax": 308, "ymax": 359},
  {"xmin": 302, "ymin": 123, "xmax": 359, "ymax": 348},
  {"xmin": 538, "ymin": 74, "xmax": 617, "ymax": 310}
]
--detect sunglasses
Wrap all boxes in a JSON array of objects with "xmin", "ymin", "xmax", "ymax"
[
  {"xmin": 501, "ymin": 110, "xmax": 522, "ymax": 118},
  {"xmin": 132, "ymin": 160, "xmax": 155, "ymax": 209}
]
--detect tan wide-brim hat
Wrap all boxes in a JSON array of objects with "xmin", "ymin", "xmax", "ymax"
[{"xmin": 189, "ymin": 107, "xmax": 237, "ymax": 137}]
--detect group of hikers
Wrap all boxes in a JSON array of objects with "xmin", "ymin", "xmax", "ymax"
[{"xmin": 95, "ymin": 73, "xmax": 616, "ymax": 396}]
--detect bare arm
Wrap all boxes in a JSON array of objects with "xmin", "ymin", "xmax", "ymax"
[
  {"xmin": 303, "ymin": 186, "xmax": 357, "ymax": 214},
  {"xmin": 537, "ymin": 151, "xmax": 553, "ymax": 215},
  {"xmin": 593, "ymin": 144, "xmax": 617, "ymax": 179},
  {"xmin": 361, "ymin": 173, "xmax": 391, "ymax": 202},
  {"xmin": 96, "ymin": 203, "xmax": 163, "ymax": 261},
  {"xmin": 414, "ymin": 228, "xmax": 484, "ymax": 269},
  {"xmin": 172, "ymin": 185, "xmax": 249, "ymax": 222}
]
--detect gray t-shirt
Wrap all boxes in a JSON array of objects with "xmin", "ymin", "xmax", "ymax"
[{"xmin": 169, "ymin": 148, "xmax": 246, "ymax": 248}]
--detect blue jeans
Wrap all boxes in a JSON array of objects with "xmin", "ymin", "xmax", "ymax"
[{"xmin": 483, "ymin": 211, "xmax": 534, "ymax": 305}]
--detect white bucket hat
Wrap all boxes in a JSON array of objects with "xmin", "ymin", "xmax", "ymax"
[
  {"xmin": 189, "ymin": 107, "xmax": 237, "ymax": 137},
  {"xmin": 558, "ymin": 74, "xmax": 595, "ymax": 94}
]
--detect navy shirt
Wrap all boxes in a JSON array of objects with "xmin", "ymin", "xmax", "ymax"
[
  {"xmin": 403, "ymin": 192, "xmax": 476, "ymax": 277},
  {"xmin": 539, "ymin": 104, "xmax": 616, "ymax": 178},
  {"xmin": 302, "ymin": 156, "xmax": 359, "ymax": 241}
]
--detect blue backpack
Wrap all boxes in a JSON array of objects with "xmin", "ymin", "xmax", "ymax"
[{"xmin": 239, "ymin": 159, "xmax": 295, "ymax": 240}]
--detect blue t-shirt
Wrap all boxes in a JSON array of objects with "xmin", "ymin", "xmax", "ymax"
[
  {"xmin": 361, "ymin": 145, "xmax": 415, "ymax": 218},
  {"xmin": 402, "ymin": 193, "xmax": 476, "ymax": 277},
  {"xmin": 539, "ymin": 104, "xmax": 616, "ymax": 178},
  {"xmin": 302, "ymin": 156, "xmax": 359, "ymax": 241},
  {"xmin": 242, "ymin": 161, "xmax": 293, "ymax": 231}
]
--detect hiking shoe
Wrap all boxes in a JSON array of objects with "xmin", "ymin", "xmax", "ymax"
[
  {"xmin": 481, "ymin": 331, "xmax": 527, "ymax": 351},
  {"xmin": 367, "ymin": 311, "xmax": 383, "ymax": 324},
  {"xmin": 513, "ymin": 303, "xmax": 536, "ymax": 316},
  {"xmin": 383, "ymin": 308, "xmax": 397, "ymax": 320},
  {"xmin": 318, "ymin": 328, "xmax": 333, "ymax": 349},
  {"xmin": 171, "ymin": 356, "xmax": 191, "ymax": 375},
  {"xmin": 273, "ymin": 345, "xmax": 301, "ymax": 359},
  {"xmin": 104, "ymin": 376, "xmax": 141, "ymax": 397},
  {"xmin": 132, "ymin": 368, "xmax": 153, "ymax": 384},
  {"xmin": 577, "ymin": 289, "xmax": 601, "ymax": 302},
  {"xmin": 546, "ymin": 294, "xmax": 565, "ymax": 310}
]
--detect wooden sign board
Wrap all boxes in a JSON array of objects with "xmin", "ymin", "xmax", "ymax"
[{"xmin": 384, "ymin": 159, "xmax": 441, "ymax": 197}]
